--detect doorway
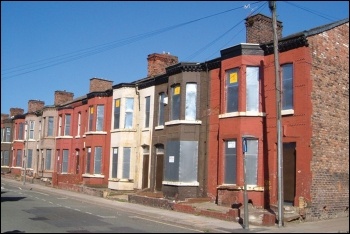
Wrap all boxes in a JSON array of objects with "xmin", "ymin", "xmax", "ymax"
[{"xmin": 283, "ymin": 142, "xmax": 296, "ymax": 205}]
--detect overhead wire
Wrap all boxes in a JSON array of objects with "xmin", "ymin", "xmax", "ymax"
[
  {"xmin": 184, "ymin": 1, "xmax": 267, "ymax": 62},
  {"xmin": 1, "ymin": 1, "xmax": 262, "ymax": 80}
]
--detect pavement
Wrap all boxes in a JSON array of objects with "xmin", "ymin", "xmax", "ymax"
[{"xmin": 1, "ymin": 174, "xmax": 349, "ymax": 233}]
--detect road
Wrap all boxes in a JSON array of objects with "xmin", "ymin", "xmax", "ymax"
[{"xmin": 1, "ymin": 180, "xmax": 209, "ymax": 233}]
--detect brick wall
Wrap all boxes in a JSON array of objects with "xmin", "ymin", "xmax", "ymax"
[
  {"xmin": 309, "ymin": 22, "xmax": 349, "ymax": 219},
  {"xmin": 89, "ymin": 78, "xmax": 113, "ymax": 92},
  {"xmin": 147, "ymin": 53, "xmax": 178, "ymax": 77},
  {"xmin": 245, "ymin": 13, "xmax": 282, "ymax": 44},
  {"xmin": 54, "ymin": 90, "xmax": 74, "ymax": 105},
  {"xmin": 1, "ymin": 114, "xmax": 9, "ymax": 121},
  {"xmin": 10, "ymin": 108, "xmax": 24, "ymax": 117},
  {"xmin": 28, "ymin": 100, "xmax": 45, "ymax": 113}
]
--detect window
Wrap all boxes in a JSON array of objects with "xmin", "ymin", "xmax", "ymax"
[
  {"xmin": 27, "ymin": 149, "xmax": 33, "ymax": 168},
  {"xmin": 158, "ymin": 93, "xmax": 165, "ymax": 126},
  {"xmin": 2, "ymin": 151, "xmax": 9, "ymax": 166},
  {"xmin": 45, "ymin": 149, "xmax": 52, "ymax": 170},
  {"xmin": 224, "ymin": 140, "xmax": 237, "ymax": 184},
  {"xmin": 88, "ymin": 106, "xmax": 94, "ymax": 131},
  {"xmin": 245, "ymin": 139, "xmax": 258, "ymax": 186},
  {"xmin": 226, "ymin": 68, "xmax": 239, "ymax": 112},
  {"xmin": 171, "ymin": 84, "xmax": 181, "ymax": 120},
  {"xmin": 124, "ymin": 98, "xmax": 134, "ymax": 129},
  {"xmin": 164, "ymin": 141, "xmax": 198, "ymax": 183},
  {"xmin": 47, "ymin": 117, "xmax": 54, "ymax": 136},
  {"xmin": 144, "ymin": 96, "xmax": 150, "ymax": 128},
  {"xmin": 77, "ymin": 113, "xmax": 81, "ymax": 136},
  {"xmin": 112, "ymin": 147, "xmax": 118, "ymax": 178},
  {"xmin": 185, "ymin": 83, "xmax": 197, "ymax": 120},
  {"xmin": 122, "ymin": 147, "xmax": 131, "ymax": 179},
  {"xmin": 5, "ymin": 127, "xmax": 11, "ymax": 142},
  {"xmin": 94, "ymin": 147, "xmax": 102, "ymax": 174},
  {"xmin": 62, "ymin": 149, "xmax": 69, "ymax": 173},
  {"xmin": 96, "ymin": 105, "xmax": 104, "ymax": 131},
  {"xmin": 1, "ymin": 128, "xmax": 4, "ymax": 142},
  {"xmin": 58, "ymin": 116, "xmax": 62, "ymax": 136},
  {"xmin": 281, "ymin": 64, "xmax": 293, "ymax": 110},
  {"xmin": 18, "ymin": 123, "xmax": 24, "ymax": 140},
  {"xmin": 64, "ymin": 114, "xmax": 71, "ymax": 135},
  {"xmin": 246, "ymin": 67, "xmax": 259, "ymax": 112},
  {"xmin": 114, "ymin": 99, "xmax": 121, "ymax": 129},
  {"xmin": 16, "ymin": 150, "xmax": 22, "ymax": 167},
  {"xmin": 86, "ymin": 147, "xmax": 91, "ymax": 174}
]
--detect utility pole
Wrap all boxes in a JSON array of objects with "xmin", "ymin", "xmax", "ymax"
[
  {"xmin": 269, "ymin": 1, "xmax": 284, "ymax": 227},
  {"xmin": 23, "ymin": 121, "xmax": 29, "ymax": 185}
]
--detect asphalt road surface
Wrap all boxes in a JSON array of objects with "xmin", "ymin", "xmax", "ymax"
[{"xmin": 1, "ymin": 179, "xmax": 211, "ymax": 233}]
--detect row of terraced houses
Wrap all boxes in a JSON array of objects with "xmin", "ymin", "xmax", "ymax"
[{"xmin": 1, "ymin": 14, "xmax": 349, "ymax": 220}]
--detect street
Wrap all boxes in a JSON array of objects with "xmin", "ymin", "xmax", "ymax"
[{"xmin": 1, "ymin": 180, "xmax": 205, "ymax": 233}]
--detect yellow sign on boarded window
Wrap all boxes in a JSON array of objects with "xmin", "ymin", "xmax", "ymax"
[
  {"xmin": 174, "ymin": 86, "xmax": 180, "ymax": 95},
  {"xmin": 115, "ymin": 99, "xmax": 120, "ymax": 107},
  {"xmin": 90, "ymin": 107, "xmax": 94, "ymax": 114},
  {"xmin": 229, "ymin": 72, "xmax": 238, "ymax": 83}
]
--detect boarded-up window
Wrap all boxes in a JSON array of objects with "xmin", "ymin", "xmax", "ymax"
[
  {"xmin": 94, "ymin": 147, "xmax": 102, "ymax": 174},
  {"xmin": 224, "ymin": 140, "xmax": 237, "ymax": 184},
  {"xmin": 226, "ymin": 68, "xmax": 239, "ymax": 112},
  {"xmin": 122, "ymin": 147, "xmax": 131, "ymax": 179},
  {"xmin": 246, "ymin": 67, "xmax": 259, "ymax": 112}
]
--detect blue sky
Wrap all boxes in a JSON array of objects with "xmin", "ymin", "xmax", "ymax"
[{"xmin": 1, "ymin": 1, "xmax": 349, "ymax": 114}]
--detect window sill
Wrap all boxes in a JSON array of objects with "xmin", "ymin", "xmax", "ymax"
[
  {"xmin": 55, "ymin": 136, "xmax": 73, "ymax": 139},
  {"xmin": 165, "ymin": 120, "xmax": 202, "ymax": 126},
  {"xmin": 218, "ymin": 184, "xmax": 264, "ymax": 191},
  {"xmin": 85, "ymin": 131, "xmax": 107, "ymax": 135},
  {"xmin": 82, "ymin": 174, "xmax": 105, "ymax": 178},
  {"xmin": 162, "ymin": 181, "xmax": 199, "ymax": 186},
  {"xmin": 142, "ymin": 128, "xmax": 150, "ymax": 132},
  {"xmin": 281, "ymin": 109, "xmax": 294, "ymax": 115},
  {"xmin": 155, "ymin": 125, "xmax": 164, "ymax": 130},
  {"xmin": 111, "ymin": 129, "xmax": 137, "ymax": 133},
  {"xmin": 219, "ymin": 112, "xmax": 266, "ymax": 119}
]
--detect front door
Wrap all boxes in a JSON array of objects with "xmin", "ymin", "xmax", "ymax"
[{"xmin": 283, "ymin": 142, "xmax": 296, "ymax": 205}]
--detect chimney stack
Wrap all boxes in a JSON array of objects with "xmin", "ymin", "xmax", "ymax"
[
  {"xmin": 89, "ymin": 78, "xmax": 113, "ymax": 92},
  {"xmin": 245, "ymin": 13, "xmax": 283, "ymax": 44},
  {"xmin": 10, "ymin": 108, "xmax": 24, "ymax": 117},
  {"xmin": 28, "ymin": 100, "xmax": 45, "ymax": 113},
  {"xmin": 54, "ymin": 90, "xmax": 74, "ymax": 106},
  {"xmin": 147, "ymin": 52, "xmax": 178, "ymax": 77}
]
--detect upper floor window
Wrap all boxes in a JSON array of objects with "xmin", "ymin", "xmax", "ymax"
[
  {"xmin": 185, "ymin": 83, "xmax": 197, "ymax": 120},
  {"xmin": 246, "ymin": 67, "xmax": 259, "ymax": 112},
  {"xmin": 114, "ymin": 99, "xmax": 121, "ymax": 129},
  {"xmin": 144, "ymin": 96, "xmax": 150, "ymax": 128},
  {"xmin": 96, "ymin": 105, "xmax": 104, "ymax": 131},
  {"xmin": 29, "ymin": 121, "xmax": 35, "ymax": 139},
  {"xmin": 5, "ymin": 127, "xmax": 11, "ymax": 142},
  {"xmin": 158, "ymin": 93, "xmax": 165, "ymax": 126},
  {"xmin": 58, "ymin": 116, "xmax": 62, "ymax": 136},
  {"xmin": 124, "ymin": 98, "xmax": 134, "ymax": 129},
  {"xmin": 281, "ymin": 63, "xmax": 294, "ymax": 110},
  {"xmin": 47, "ymin": 117, "xmax": 54, "ymax": 136},
  {"xmin": 64, "ymin": 114, "xmax": 71, "ymax": 136},
  {"xmin": 226, "ymin": 68, "xmax": 239, "ymax": 113},
  {"xmin": 171, "ymin": 84, "xmax": 181, "ymax": 120},
  {"xmin": 88, "ymin": 106, "xmax": 94, "ymax": 131},
  {"xmin": 77, "ymin": 113, "xmax": 81, "ymax": 136},
  {"xmin": 18, "ymin": 123, "xmax": 24, "ymax": 140}
]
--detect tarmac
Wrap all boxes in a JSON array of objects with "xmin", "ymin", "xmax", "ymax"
[{"xmin": 1, "ymin": 175, "xmax": 349, "ymax": 233}]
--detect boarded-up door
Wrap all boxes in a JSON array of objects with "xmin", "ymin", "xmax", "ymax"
[
  {"xmin": 155, "ymin": 154, "xmax": 164, "ymax": 191},
  {"xmin": 283, "ymin": 142, "xmax": 296, "ymax": 205},
  {"xmin": 142, "ymin": 154, "xmax": 149, "ymax": 189}
]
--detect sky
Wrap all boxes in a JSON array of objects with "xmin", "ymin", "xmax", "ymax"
[{"xmin": 1, "ymin": 1, "xmax": 349, "ymax": 114}]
